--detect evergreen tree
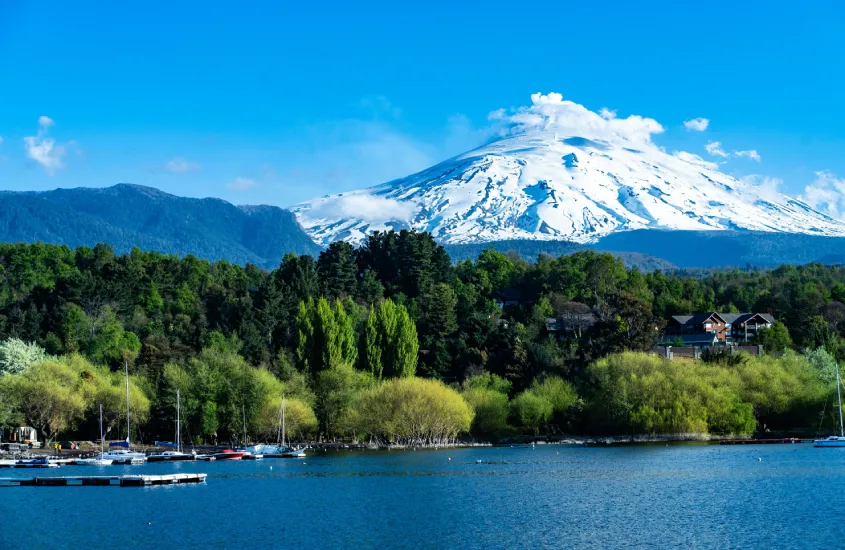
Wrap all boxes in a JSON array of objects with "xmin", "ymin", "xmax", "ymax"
[{"xmin": 317, "ymin": 241, "xmax": 358, "ymax": 299}]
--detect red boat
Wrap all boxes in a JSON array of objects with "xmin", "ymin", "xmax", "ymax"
[{"xmin": 200, "ymin": 449, "xmax": 244, "ymax": 461}]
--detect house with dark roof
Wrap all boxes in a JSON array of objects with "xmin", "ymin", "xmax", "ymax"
[
  {"xmin": 545, "ymin": 312, "xmax": 598, "ymax": 340},
  {"xmin": 660, "ymin": 311, "xmax": 775, "ymax": 348},
  {"xmin": 494, "ymin": 287, "xmax": 531, "ymax": 309}
]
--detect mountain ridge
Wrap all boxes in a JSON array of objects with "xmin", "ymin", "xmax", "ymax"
[{"xmin": 0, "ymin": 184, "xmax": 321, "ymax": 267}]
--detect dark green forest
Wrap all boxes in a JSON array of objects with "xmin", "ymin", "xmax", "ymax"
[{"xmin": 1, "ymin": 230, "xmax": 844, "ymax": 444}]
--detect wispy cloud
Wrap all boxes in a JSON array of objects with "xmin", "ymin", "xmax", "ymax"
[
  {"xmin": 683, "ymin": 117, "xmax": 710, "ymax": 132},
  {"xmin": 305, "ymin": 193, "xmax": 416, "ymax": 223},
  {"xmin": 705, "ymin": 141, "xmax": 762, "ymax": 162},
  {"xmin": 705, "ymin": 141, "xmax": 729, "ymax": 158},
  {"xmin": 226, "ymin": 177, "xmax": 257, "ymax": 191},
  {"xmin": 734, "ymin": 149, "xmax": 761, "ymax": 162},
  {"xmin": 673, "ymin": 151, "xmax": 719, "ymax": 170},
  {"xmin": 800, "ymin": 171, "xmax": 845, "ymax": 219},
  {"xmin": 24, "ymin": 116, "xmax": 66, "ymax": 174},
  {"xmin": 165, "ymin": 157, "xmax": 202, "ymax": 173},
  {"xmin": 741, "ymin": 174, "xmax": 782, "ymax": 202}
]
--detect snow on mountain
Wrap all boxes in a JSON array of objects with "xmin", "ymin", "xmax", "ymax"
[{"xmin": 292, "ymin": 93, "xmax": 845, "ymax": 246}]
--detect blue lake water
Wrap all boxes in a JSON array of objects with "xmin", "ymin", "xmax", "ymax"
[{"xmin": 2, "ymin": 443, "xmax": 844, "ymax": 549}]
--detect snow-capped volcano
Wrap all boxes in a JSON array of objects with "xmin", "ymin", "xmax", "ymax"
[{"xmin": 293, "ymin": 94, "xmax": 845, "ymax": 246}]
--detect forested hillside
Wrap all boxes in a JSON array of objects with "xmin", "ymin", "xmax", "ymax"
[
  {"xmin": 0, "ymin": 184, "xmax": 321, "ymax": 267},
  {"xmin": 1, "ymin": 230, "xmax": 843, "ymax": 443}
]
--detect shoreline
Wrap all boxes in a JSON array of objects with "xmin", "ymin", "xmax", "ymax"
[{"xmin": 8, "ymin": 432, "xmax": 804, "ymax": 458}]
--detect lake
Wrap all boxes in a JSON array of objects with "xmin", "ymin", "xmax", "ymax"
[{"xmin": 1, "ymin": 443, "xmax": 844, "ymax": 549}]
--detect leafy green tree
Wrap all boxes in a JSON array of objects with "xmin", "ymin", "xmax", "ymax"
[
  {"xmin": 757, "ymin": 321, "xmax": 793, "ymax": 353},
  {"xmin": 423, "ymin": 283, "xmax": 458, "ymax": 337},
  {"xmin": 511, "ymin": 391, "xmax": 553, "ymax": 435},
  {"xmin": 296, "ymin": 297, "xmax": 358, "ymax": 374},
  {"xmin": 0, "ymin": 338, "xmax": 49, "ymax": 375}
]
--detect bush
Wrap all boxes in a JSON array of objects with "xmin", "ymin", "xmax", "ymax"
[
  {"xmin": 584, "ymin": 352, "xmax": 757, "ymax": 435},
  {"xmin": 347, "ymin": 377, "xmax": 473, "ymax": 445},
  {"xmin": 463, "ymin": 388, "xmax": 511, "ymax": 438},
  {"xmin": 510, "ymin": 391, "xmax": 553, "ymax": 435}
]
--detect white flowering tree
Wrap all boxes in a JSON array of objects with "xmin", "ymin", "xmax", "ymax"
[{"xmin": 0, "ymin": 338, "xmax": 49, "ymax": 376}]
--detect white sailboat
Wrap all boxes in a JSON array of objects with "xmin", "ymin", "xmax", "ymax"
[
  {"xmin": 237, "ymin": 403, "xmax": 263, "ymax": 459},
  {"xmin": 101, "ymin": 359, "xmax": 146, "ymax": 464},
  {"xmin": 148, "ymin": 389, "xmax": 195, "ymax": 462},
  {"xmin": 247, "ymin": 395, "xmax": 306, "ymax": 457},
  {"xmin": 280, "ymin": 396, "xmax": 307, "ymax": 458},
  {"xmin": 76, "ymin": 404, "xmax": 114, "ymax": 465},
  {"xmin": 815, "ymin": 362, "xmax": 845, "ymax": 447}
]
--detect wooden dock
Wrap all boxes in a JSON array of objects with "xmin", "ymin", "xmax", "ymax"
[
  {"xmin": 0, "ymin": 473, "xmax": 207, "ymax": 487},
  {"xmin": 0, "ymin": 460, "xmax": 58, "ymax": 469},
  {"xmin": 719, "ymin": 438, "xmax": 808, "ymax": 445}
]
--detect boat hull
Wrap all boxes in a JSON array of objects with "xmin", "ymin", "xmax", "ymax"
[
  {"xmin": 146, "ymin": 455, "xmax": 196, "ymax": 462},
  {"xmin": 814, "ymin": 438, "xmax": 845, "ymax": 447}
]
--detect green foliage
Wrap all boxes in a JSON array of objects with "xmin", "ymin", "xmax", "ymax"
[
  {"xmin": 463, "ymin": 372, "xmax": 512, "ymax": 395},
  {"xmin": 463, "ymin": 388, "xmax": 511, "ymax": 438},
  {"xmin": 756, "ymin": 321, "xmax": 792, "ymax": 353},
  {"xmin": 315, "ymin": 364, "xmax": 375, "ymax": 438},
  {"xmin": 347, "ymin": 377, "xmax": 474, "ymax": 445},
  {"xmin": 510, "ymin": 391, "xmax": 553, "ymax": 435},
  {"xmin": 296, "ymin": 297, "xmax": 358, "ymax": 374},
  {"xmin": 365, "ymin": 299, "xmax": 418, "ymax": 378}
]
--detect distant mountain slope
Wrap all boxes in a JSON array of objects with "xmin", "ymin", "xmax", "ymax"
[
  {"xmin": 443, "ymin": 231, "xmax": 845, "ymax": 269},
  {"xmin": 0, "ymin": 184, "xmax": 321, "ymax": 267}
]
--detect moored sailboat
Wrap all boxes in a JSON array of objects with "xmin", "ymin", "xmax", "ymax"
[
  {"xmin": 76, "ymin": 404, "xmax": 114, "ymax": 465},
  {"xmin": 815, "ymin": 362, "xmax": 845, "ymax": 447},
  {"xmin": 148, "ymin": 390, "xmax": 196, "ymax": 462},
  {"xmin": 103, "ymin": 358, "xmax": 146, "ymax": 464}
]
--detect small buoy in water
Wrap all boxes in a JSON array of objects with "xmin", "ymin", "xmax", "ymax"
[
  {"xmin": 270, "ymin": 466, "xmax": 273, "ymax": 470},
  {"xmin": 476, "ymin": 459, "xmax": 482, "ymax": 464},
  {"xmin": 758, "ymin": 457, "xmax": 762, "ymax": 462},
  {"xmin": 147, "ymin": 522, "xmax": 151, "ymax": 525}
]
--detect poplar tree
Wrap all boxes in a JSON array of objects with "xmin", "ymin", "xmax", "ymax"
[{"xmin": 364, "ymin": 306, "xmax": 383, "ymax": 378}]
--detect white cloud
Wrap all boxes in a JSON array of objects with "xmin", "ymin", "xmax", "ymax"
[
  {"xmin": 741, "ymin": 174, "xmax": 783, "ymax": 202},
  {"xmin": 309, "ymin": 193, "xmax": 416, "ymax": 223},
  {"xmin": 673, "ymin": 151, "xmax": 719, "ymax": 170},
  {"xmin": 705, "ymin": 141, "xmax": 729, "ymax": 158},
  {"xmin": 226, "ymin": 177, "xmax": 257, "ymax": 191},
  {"xmin": 165, "ymin": 157, "xmax": 202, "ymax": 173},
  {"xmin": 488, "ymin": 92, "xmax": 664, "ymax": 144},
  {"xmin": 800, "ymin": 171, "xmax": 845, "ymax": 219},
  {"xmin": 683, "ymin": 117, "xmax": 710, "ymax": 132},
  {"xmin": 24, "ymin": 116, "xmax": 66, "ymax": 175},
  {"xmin": 599, "ymin": 107, "xmax": 616, "ymax": 120},
  {"xmin": 734, "ymin": 149, "xmax": 761, "ymax": 162}
]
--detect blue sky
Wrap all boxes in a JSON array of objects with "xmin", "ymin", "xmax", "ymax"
[{"xmin": 1, "ymin": 1, "xmax": 844, "ymax": 212}]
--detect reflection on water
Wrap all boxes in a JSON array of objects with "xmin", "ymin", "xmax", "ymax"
[{"xmin": 2, "ymin": 444, "xmax": 844, "ymax": 549}]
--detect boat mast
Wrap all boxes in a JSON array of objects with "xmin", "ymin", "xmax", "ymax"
[
  {"xmin": 276, "ymin": 397, "xmax": 284, "ymax": 446},
  {"xmin": 176, "ymin": 389, "xmax": 181, "ymax": 453},
  {"xmin": 99, "ymin": 404, "xmax": 104, "ymax": 457},
  {"xmin": 282, "ymin": 395, "xmax": 286, "ymax": 448},
  {"xmin": 124, "ymin": 356, "xmax": 131, "ymax": 448},
  {"xmin": 242, "ymin": 403, "xmax": 248, "ymax": 447},
  {"xmin": 836, "ymin": 363, "xmax": 843, "ymax": 438}
]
